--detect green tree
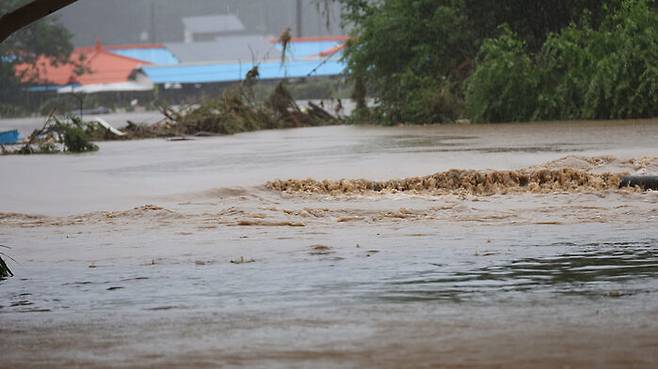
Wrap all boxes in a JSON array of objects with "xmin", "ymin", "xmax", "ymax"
[
  {"xmin": 342, "ymin": 0, "xmax": 475, "ymax": 123},
  {"xmin": 466, "ymin": 0, "xmax": 658, "ymax": 122},
  {"xmin": 340, "ymin": 0, "xmax": 625, "ymax": 123},
  {"xmin": 465, "ymin": 27, "xmax": 538, "ymax": 123},
  {"xmin": 0, "ymin": 0, "xmax": 74, "ymax": 114},
  {"xmin": 461, "ymin": 0, "xmax": 620, "ymax": 51}
]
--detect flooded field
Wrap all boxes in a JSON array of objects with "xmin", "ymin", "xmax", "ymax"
[{"xmin": 1, "ymin": 118, "xmax": 658, "ymax": 368}]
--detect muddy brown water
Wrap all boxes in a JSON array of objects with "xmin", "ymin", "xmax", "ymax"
[{"xmin": 1, "ymin": 117, "xmax": 658, "ymax": 368}]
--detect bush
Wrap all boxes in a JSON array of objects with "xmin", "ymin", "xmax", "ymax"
[
  {"xmin": 340, "ymin": 0, "xmax": 626, "ymax": 124},
  {"xmin": 60, "ymin": 124, "xmax": 98, "ymax": 153},
  {"xmin": 12, "ymin": 116, "xmax": 99, "ymax": 155},
  {"xmin": 465, "ymin": 0, "xmax": 658, "ymax": 122},
  {"xmin": 343, "ymin": 0, "xmax": 475, "ymax": 124},
  {"xmin": 465, "ymin": 27, "xmax": 538, "ymax": 123}
]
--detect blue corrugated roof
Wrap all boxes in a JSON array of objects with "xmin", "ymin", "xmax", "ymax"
[
  {"xmin": 112, "ymin": 48, "xmax": 179, "ymax": 65},
  {"xmin": 141, "ymin": 59, "xmax": 345, "ymax": 84}
]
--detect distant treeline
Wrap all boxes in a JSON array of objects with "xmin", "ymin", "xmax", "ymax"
[{"xmin": 341, "ymin": 0, "xmax": 658, "ymax": 123}]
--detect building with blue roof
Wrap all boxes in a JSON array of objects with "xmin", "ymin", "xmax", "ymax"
[
  {"xmin": 111, "ymin": 48, "xmax": 179, "ymax": 65},
  {"xmin": 138, "ymin": 57, "xmax": 345, "ymax": 86}
]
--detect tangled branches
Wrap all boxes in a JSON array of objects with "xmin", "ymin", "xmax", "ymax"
[
  {"xmin": 0, "ymin": 245, "xmax": 14, "ymax": 279},
  {"xmin": 157, "ymin": 81, "xmax": 342, "ymax": 137}
]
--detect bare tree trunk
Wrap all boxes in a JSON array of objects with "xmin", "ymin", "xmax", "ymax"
[{"xmin": 0, "ymin": 0, "xmax": 78, "ymax": 43}]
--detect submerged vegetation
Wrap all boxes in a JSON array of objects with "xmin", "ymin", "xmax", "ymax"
[
  {"xmin": 167, "ymin": 81, "xmax": 341, "ymax": 136},
  {"xmin": 2, "ymin": 115, "xmax": 98, "ymax": 155},
  {"xmin": 2, "ymin": 80, "xmax": 342, "ymax": 155},
  {"xmin": 0, "ymin": 246, "xmax": 14, "ymax": 279},
  {"xmin": 126, "ymin": 81, "xmax": 343, "ymax": 139}
]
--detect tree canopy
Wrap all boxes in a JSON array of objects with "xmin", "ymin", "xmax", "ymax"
[
  {"xmin": 0, "ymin": 0, "xmax": 74, "ymax": 112},
  {"xmin": 466, "ymin": 0, "xmax": 658, "ymax": 122},
  {"xmin": 340, "ymin": 0, "xmax": 650, "ymax": 123}
]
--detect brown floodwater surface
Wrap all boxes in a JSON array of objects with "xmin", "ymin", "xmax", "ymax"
[
  {"xmin": 0, "ymin": 118, "xmax": 657, "ymax": 215},
  {"xmin": 1, "ymin": 118, "xmax": 658, "ymax": 368}
]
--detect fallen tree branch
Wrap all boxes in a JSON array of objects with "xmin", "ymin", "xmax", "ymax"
[{"xmin": 0, "ymin": 245, "xmax": 14, "ymax": 279}]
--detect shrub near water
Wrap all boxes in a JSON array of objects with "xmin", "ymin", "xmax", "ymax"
[
  {"xmin": 58, "ymin": 121, "xmax": 99, "ymax": 153},
  {"xmin": 343, "ymin": 0, "xmax": 474, "ymax": 124},
  {"xmin": 466, "ymin": 0, "xmax": 658, "ymax": 123},
  {"xmin": 8, "ymin": 116, "xmax": 99, "ymax": 155},
  {"xmin": 465, "ymin": 27, "xmax": 538, "ymax": 123}
]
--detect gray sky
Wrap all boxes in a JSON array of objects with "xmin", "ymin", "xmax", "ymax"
[{"xmin": 56, "ymin": 0, "xmax": 343, "ymax": 46}]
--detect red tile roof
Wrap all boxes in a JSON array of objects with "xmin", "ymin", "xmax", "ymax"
[{"xmin": 15, "ymin": 41, "xmax": 150, "ymax": 86}]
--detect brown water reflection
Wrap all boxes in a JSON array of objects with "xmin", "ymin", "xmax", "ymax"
[{"xmin": 383, "ymin": 240, "xmax": 658, "ymax": 302}]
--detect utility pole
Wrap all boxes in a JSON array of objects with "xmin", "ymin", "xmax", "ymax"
[{"xmin": 296, "ymin": 0, "xmax": 303, "ymax": 37}]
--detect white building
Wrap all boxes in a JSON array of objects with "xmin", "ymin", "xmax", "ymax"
[{"xmin": 182, "ymin": 14, "xmax": 246, "ymax": 43}]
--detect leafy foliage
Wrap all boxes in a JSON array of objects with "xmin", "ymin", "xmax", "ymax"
[
  {"xmin": 461, "ymin": 0, "xmax": 621, "ymax": 51},
  {"xmin": 466, "ymin": 0, "xmax": 658, "ymax": 122},
  {"xmin": 339, "ymin": 0, "xmax": 651, "ymax": 123},
  {"xmin": 7, "ymin": 115, "xmax": 98, "ymax": 155},
  {"xmin": 56, "ymin": 117, "xmax": 99, "ymax": 153},
  {"xmin": 465, "ymin": 27, "xmax": 538, "ymax": 123},
  {"xmin": 342, "ymin": 0, "xmax": 475, "ymax": 123}
]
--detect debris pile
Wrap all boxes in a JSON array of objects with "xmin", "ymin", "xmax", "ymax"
[
  {"xmin": 106, "ymin": 82, "xmax": 341, "ymax": 140},
  {"xmin": 2, "ymin": 115, "xmax": 99, "ymax": 155},
  {"xmin": 162, "ymin": 82, "xmax": 341, "ymax": 136},
  {"xmin": 1, "ymin": 81, "xmax": 342, "ymax": 154}
]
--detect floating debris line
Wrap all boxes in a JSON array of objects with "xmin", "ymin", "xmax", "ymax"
[{"xmin": 267, "ymin": 168, "xmax": 624, "ymax": 196}]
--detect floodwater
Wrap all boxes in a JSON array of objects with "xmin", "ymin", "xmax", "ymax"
[{"xmin": 1, "ymin": 117, "xmax": 658, "ymax": 368}]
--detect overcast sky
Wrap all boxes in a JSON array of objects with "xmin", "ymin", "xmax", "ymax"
[{"xmin": 55, "ymin": 0, "xmax": 343, "ymax": 46}]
